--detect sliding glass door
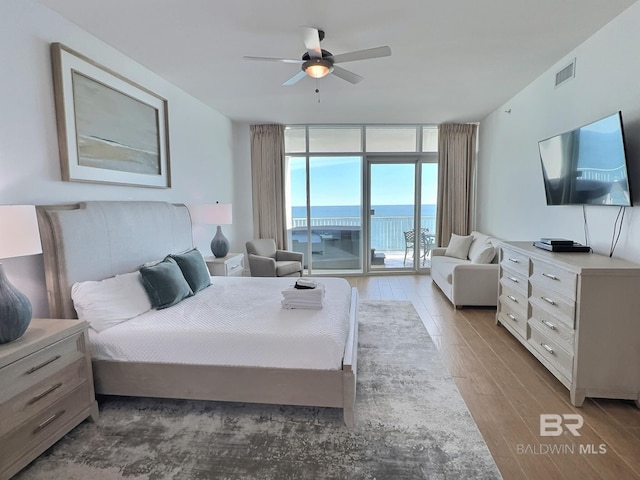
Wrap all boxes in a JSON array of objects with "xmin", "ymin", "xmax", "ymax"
[
  {"xmin": 286, "ymin": 156, "xmax": 363, "ymax": 273},
  {"xmin": 368, "ymin": 162, "xmax": 416, "ymax": 270}
]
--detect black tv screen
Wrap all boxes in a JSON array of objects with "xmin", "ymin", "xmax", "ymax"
[{"xmin": 538, "ymin": 111, "xmax": 632, "ymax": 206}]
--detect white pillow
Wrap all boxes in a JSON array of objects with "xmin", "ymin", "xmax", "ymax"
[
  {"xmin": 71, "ymin": 271, "xmax": 152, "ymax": 332},
  {"xmin": 444, "ymin": 233, "xmax": 474, "ymax": 260},
  {"xmin": 469, "ymin": 243, "xmax": 496, "ymax": 264}
]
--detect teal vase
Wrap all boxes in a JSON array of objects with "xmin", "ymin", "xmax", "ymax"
[{"xmin": 0, "ymin": 264, "xmax": 32, "ymax": 344}]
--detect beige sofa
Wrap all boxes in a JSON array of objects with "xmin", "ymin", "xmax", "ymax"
[{"xmin": 430, "ymin": 231, "xmax": 501, "ymax": 308}]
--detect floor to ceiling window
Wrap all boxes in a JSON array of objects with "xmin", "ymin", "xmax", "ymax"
[{"xmin": 284, "ymin": 125, "xmax": 438, "ymax": 275}]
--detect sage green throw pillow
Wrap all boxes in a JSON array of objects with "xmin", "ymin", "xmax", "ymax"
[
  {"xmin": 140, "ymin": 257, "xmax": 193, "ymax": 309},
  {"xmin": 169, "ymin": 248, "xmax": 211, "ymax": 293}
]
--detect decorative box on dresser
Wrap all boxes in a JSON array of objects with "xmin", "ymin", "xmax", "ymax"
[
  {"xmin": 0, "ymin": 318, "xmax": 98, "ymax": 480},
  {"xmin": 205, "ymin": 253, "xmax": 244, "ymax": 277},
  {"xmin": 496, "ymin": 241, "xmax": 640, "ymax": 408}
]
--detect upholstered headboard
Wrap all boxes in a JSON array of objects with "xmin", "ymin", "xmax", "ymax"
[{"xmin": 37, "ymin": 201, "xmax": 193, "ymax": 319}]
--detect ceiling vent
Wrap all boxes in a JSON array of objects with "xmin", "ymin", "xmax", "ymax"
[{"xmin": 555, "ymin": 58, "xmax": 576, "ymax": 88}]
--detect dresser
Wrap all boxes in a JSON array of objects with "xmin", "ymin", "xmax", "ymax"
[
  {"xmin": 0, "ymin": 319, "xmax": 98, "ymax": 480},
  {"xmin": 496, "ymin": 241, "xmax": 640, "ymax": 407},
  {"xmin": 205, "ymin": 253, "xmax": 244, "ymax": 277}
]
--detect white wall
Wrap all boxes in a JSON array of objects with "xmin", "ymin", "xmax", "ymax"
[
  {"xmin": 477, "ymin": 1, "xmax": 640, "ymax": 264},
  {"xmin": 232, "ymin": 123, "xmax": 255, "ymax": 254},
  {"xmin": 0, "ymin": 0, "xmax": 237, "ymax": 316}
]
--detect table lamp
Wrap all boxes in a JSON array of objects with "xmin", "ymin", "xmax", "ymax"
[
  {"xmin": 0, "ymin": 205, "xmax": 42, "ymax": 344},
  {"xmin": 191, "ymin": 203, "xmax": 233, "ymax": 258}
]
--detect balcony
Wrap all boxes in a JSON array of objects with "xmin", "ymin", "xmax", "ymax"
[{"xmin": 288, "ymin": 215, "xmax": 436, "ymax": 271}]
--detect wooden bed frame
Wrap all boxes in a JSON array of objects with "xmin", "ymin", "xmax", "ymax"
[{"xmin": 36, "ymin": 201, "xmax": 359, "ymax": 427}]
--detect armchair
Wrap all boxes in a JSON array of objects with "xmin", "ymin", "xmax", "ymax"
[{"xmin": 245, "ymin": 239, "xmax": 303, "ymax": 277}]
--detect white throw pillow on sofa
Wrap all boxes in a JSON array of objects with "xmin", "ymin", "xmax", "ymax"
[
  {"xmin": 444, "ymin": 233, "xmax": 474, "ymax": 260},
  {"xmin": 469, "ymin": 243, "xmax": 496, "ymax": 264},
  {"xmin": 71, "ymin": 271, "xmax": 152, "ymax": 332}
]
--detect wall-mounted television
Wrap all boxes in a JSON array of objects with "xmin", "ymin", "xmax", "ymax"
[{"xmin": 538, "ymin": 111, "xmax": 632, "ymax": 206}]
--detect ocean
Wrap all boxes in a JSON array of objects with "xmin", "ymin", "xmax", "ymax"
[
  {"xmin": 291, "ymin": 204, "xmax": 437, "ymax": 250},
  {"xmin": 292, "ymin": 204, "xmax": 437, "ymax": 218}
]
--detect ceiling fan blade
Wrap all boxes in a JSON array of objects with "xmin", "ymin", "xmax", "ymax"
[
  {"xmin": 331, "ymin": 65, "xmax": 364, "ymax": 84},
  {"xmin": 243, "ymin": 56, "xmax": 303, "ymax": 64},
  {"xmin": 330, "ymin": 46, "xmax": 392, "ymax": 64},
  {"xmin": 282, "ymin": 70, "xmax": 308, "ymax": 86},
  {"xmin": 302, "ymin": 27, "xmax": 322, "ymax": 58}
]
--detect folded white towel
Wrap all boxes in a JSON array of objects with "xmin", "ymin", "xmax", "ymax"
[{"xmin": 281, "ymin": 282, "xmax": 325, "ymax": 309}]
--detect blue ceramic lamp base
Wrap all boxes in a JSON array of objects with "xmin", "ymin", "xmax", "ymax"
[
  {"xmin": 0, "ymin": 264, "xmax": 32, "ymax": 344},
  {"xmin": 211, "ymin": 226, "xmax": 230, "ymax": 258}
]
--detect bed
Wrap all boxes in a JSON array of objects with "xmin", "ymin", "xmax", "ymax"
[{"xmin": 36, "ymin": 201, "xmax": 359, "ymax": 427}]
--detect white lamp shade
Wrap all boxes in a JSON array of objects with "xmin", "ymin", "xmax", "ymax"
[
  {"xmin": 0, "ymin": 205, "xmax": 42, "ymax": 259},
  {"xmin": 191, "ymin": 204, "xmax": 233, "ymax": 225}
]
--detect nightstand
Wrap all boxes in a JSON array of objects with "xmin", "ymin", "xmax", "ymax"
[
  {"xmin": 205, "ymin": 253, "xmax": 245, "ymax": 277},
  {"xmin": 0, "ymin": 318, "xmax": 98, "ymax": 480}
]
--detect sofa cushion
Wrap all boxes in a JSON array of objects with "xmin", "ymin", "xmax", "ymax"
[
  {"xmin": 470, "ymin": 243, "xmax": 496, "ymax": 264},
  {"xmin": 431, "ymin": 255, "xmax": 469, "ymax": 284},
  {"xmin": 468, "ymin": 231, "xmax": 497, "ymax": 264},
  {"xmin": 445, "ymin": 233, "xmax": 474, "ymax": 260}
]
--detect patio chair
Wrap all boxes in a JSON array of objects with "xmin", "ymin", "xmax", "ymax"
[{"xmin": 404, "ymin": 228, "xmax": 435, "ymax": 266}]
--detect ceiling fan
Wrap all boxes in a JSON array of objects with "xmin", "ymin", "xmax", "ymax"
[{"xmin": 243, "ymin": 27, "xmax": 391, "ymax": 86}]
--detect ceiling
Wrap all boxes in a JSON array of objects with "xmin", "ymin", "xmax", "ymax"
[{"xmin": 38, "ymin": 0, "xmax": 637, "ymax": 125}]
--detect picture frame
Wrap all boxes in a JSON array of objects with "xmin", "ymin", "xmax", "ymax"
[{"xmin": 50, "ymin": 43, "xmax": 171, "ymax": 188}]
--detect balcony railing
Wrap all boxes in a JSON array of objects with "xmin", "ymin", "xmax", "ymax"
[{"xmin": 291, "ymin": 215, "xmax": 436, "ymax": 251}]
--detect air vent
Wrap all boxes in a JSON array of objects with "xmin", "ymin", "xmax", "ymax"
[{"xmin": 555, "ymin": 59, "xmax": 576, "ymax": 88}]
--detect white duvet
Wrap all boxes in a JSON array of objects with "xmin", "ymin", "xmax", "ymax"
[{"xmin": 88, "ymin": 276, "xmax": 353, "ymax": 370}]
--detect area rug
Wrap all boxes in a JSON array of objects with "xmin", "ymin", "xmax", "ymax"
[{"xmin": 16, "ymin": 301, "xmax": 501, "ymax": 480}]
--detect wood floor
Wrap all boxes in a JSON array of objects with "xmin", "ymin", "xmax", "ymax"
[{"xmin": 346, "ymin": 274, "xmax": 640, "ymax": 480}]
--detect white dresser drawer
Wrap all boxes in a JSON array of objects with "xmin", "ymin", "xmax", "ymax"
[
  {"xmin": 499, "ymin": 281, "xmax": 528, "ymax": 319},
  {"xmin": 529, "ymin": 304, "xmax": 575, "ymax": 353},
  {"xmin": 530, "ymin": 282, "xmax": 575, "ymax": 328},
  {"xmin": 531, "ymin": 259, "xmax": 577, "ymax": 300},
  {"xmin": 528, "ymin": 325, "xmax": 574, "ymax": 382},
  {"xmin": 500, "ymin": 266, "xmax": 528, "ymax": 297},
  {"xmin": 500, "ymin": 246, "xmax": 531, "ymax": 277},
  {"xmin": 498, "ymin": 306, "xmax": 528, "ymax": 340}
]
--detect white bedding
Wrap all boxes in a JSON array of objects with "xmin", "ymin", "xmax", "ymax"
[{"xmin": 88, "ymin": 276, "xmax": 352, "ymax": 370}]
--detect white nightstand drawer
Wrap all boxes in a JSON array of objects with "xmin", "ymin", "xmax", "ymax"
[
  {"xmin": 206, "ymin": 253, "xmax": 244, "ymax": 277},
  {"xmin": 0, "ymin": 332, "xmax": 84, "ymax": 404}
]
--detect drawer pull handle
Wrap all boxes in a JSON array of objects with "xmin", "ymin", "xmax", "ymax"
[
  {"xmin": 507, "ymin": 295, "xmax": 518, "ymax": 303},
  {"xmin": 542, "ymin": 272, "xmax": 558, "ymax": 280},
  {"xmin": 508, "ymin": 257, "xmax": 520, "ymax": 263},
  {"xmin": 26, "ymin": 355, "xmax": 62, "ymax": 375},
  {"xmin": 508, "ymin": 277, "xmax": 518, "ymax": 283},
  {"xmin": 541, "ymin": 343, "xmax": 555, "ymax": 355},
  {"xmin": 28, "ymin": 382, "xmax": 63, "ymax": 405},
  {"xmin": 33, "ymin": 410, "xmax": 66, "ymax": 434},
  {"xmin": 541, "ymin": 320, "xmax": 556, "ymax": 330},
  {"xmin": 229, "ymin": 264, "xmax": 241, "ymax": 270},
  {"xmin": 507, "ymin": 313, "xmax": 517, "ymax": 321},
  {"xmin": 541, "ymin": 296, "xmax": 556, "ymax": 306}
]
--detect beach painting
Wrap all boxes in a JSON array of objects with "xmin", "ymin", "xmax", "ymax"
[
  {"xmin": 73, "ymin": 72, "xmax": 160, "ymax": 175},
  {"xmin": 51, "ymin": 43, "xmax": 171, "ymax": 188}
]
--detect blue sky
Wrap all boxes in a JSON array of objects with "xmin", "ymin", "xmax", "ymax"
[{"xmin": 289, "ymin": 157, "xmax": 438, "ymax": 207}]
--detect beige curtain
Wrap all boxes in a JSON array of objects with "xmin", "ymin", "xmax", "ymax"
[
  {"xmin": 435, "ymin": 123, "xmax": 478, "ymax": 246},
  {"xmin": 250, "ymin": 124, "xmax": 288, "ymax": 249}
]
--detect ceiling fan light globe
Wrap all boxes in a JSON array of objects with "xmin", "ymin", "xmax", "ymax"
[{"xmin": 302, "ymin": 58, "xmax": 333, "ymax": 79}]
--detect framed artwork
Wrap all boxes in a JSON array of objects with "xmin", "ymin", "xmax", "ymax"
[{"xmin": 50, "ymin": 43, "xmax": 171, "ymax": 188}]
